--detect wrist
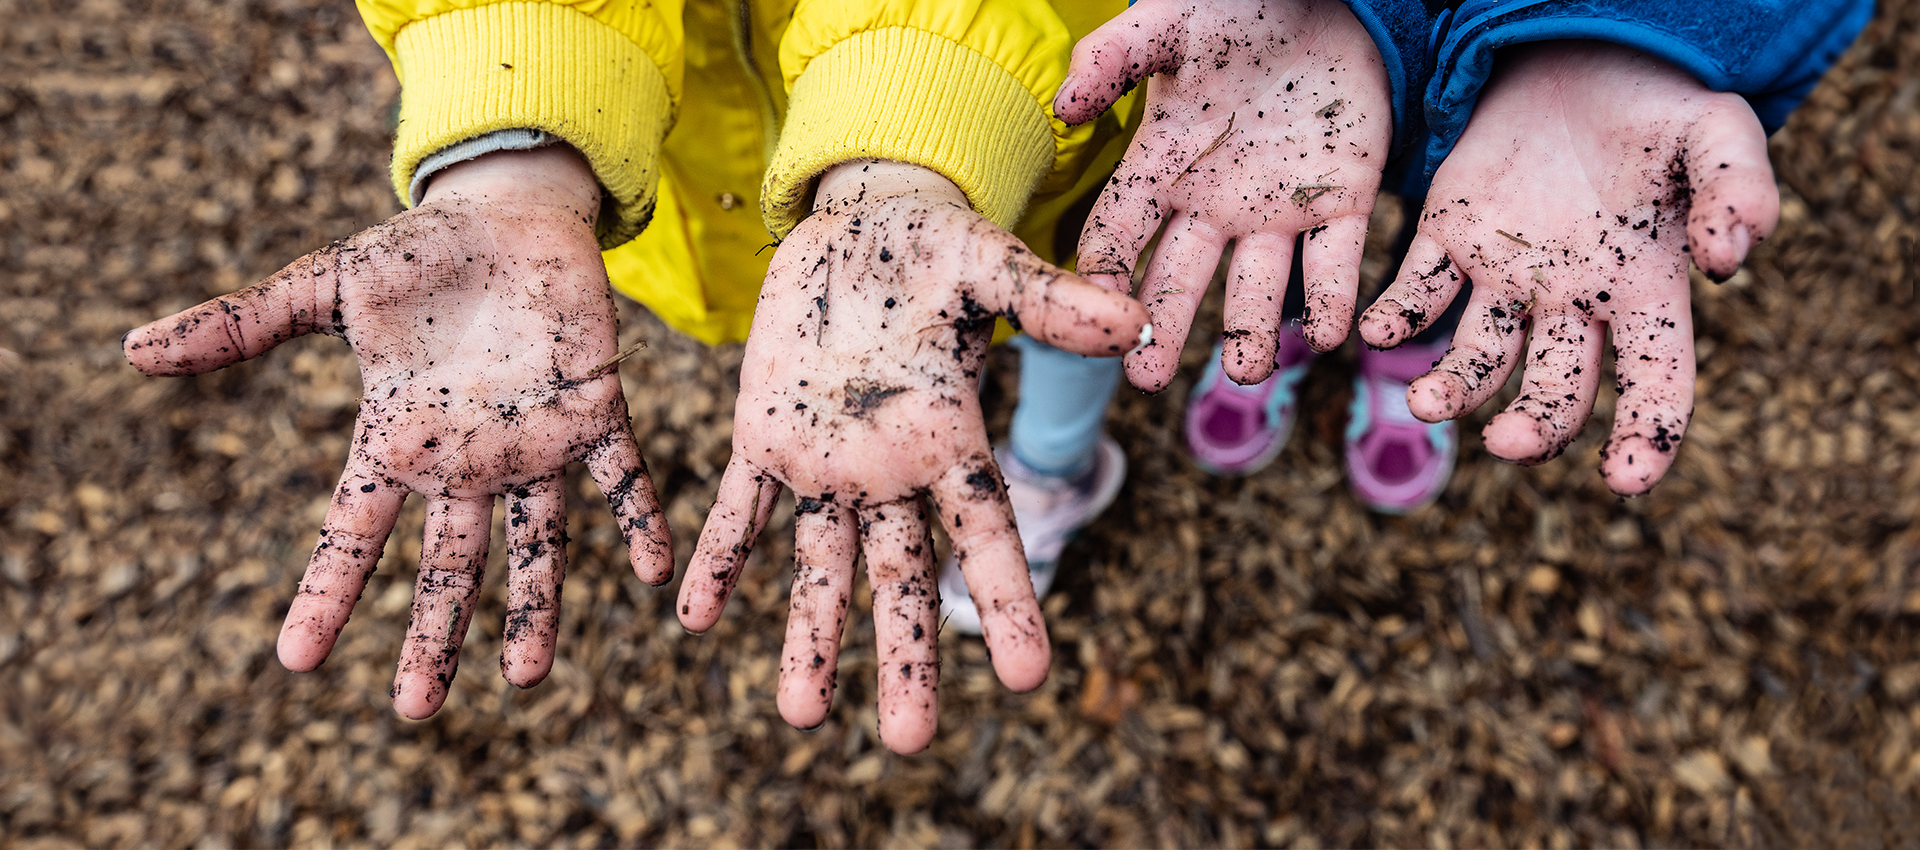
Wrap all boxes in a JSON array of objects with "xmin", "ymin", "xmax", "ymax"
[
  {"xmin": 1494, "ymin": 40, "xmax": 1684, "ymax": 90},
  {"xmin": 422, "ymin": 146, "xmax": 602, "ymax": 226},
  {"xmin": 813, "ymin": 159, "xmax": 968, "ymax": 215}
]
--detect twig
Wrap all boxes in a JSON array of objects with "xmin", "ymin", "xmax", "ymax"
[
  {"xmin": 1174, "ymin": 113, "xmax": 1237, "ymax": 185},
  {"xmin": 1453, "ymin": 565, "xmax": 1497, "ymax": 661},
  {"xmin": 1496, "ymin": 229, "xmax": 1533, "ymax": 248},
  {"xmin": 585, "ymin": 340, "xmax": 648, "ymax": 379},
  {"xmin": 1291, "ymin": 183, "xmax": 1341, "ymax": 206}
]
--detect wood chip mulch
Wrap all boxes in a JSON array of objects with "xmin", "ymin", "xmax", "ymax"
[{"xmin": 3, "ymin": 0, "xmax": 1918, "ymax": 846}]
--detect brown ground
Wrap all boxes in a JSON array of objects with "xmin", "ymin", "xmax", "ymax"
[{"xmin": 4, "ymin": 1, "xmax": 1920, "ymax": 847}]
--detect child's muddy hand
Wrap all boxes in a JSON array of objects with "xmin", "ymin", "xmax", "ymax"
[
  {"xmin": 1356, "ymin": 41, "xmax": 1779, "ymax": 496},
  {"xmin": 1057, "ymin": 0, "xmax": 1390, "ymax": 391},
  {"xmin": 121, "ymin": 147, "xmax": 672, "ymax": 717},
  {"xmin": 679, "ymin": 160, "xmax": 1149, "ymax": 755}
]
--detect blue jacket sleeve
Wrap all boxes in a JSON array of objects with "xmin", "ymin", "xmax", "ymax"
[
  {"xmin": 1340, "ymin": 0, "xmax": 1440, "ymax": 162},
  {"xmin": 1393, "ymin": 0, "xmax": 1875, "ymax": 196}
]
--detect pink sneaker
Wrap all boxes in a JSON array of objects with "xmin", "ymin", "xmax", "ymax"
[
  {"xmin": 1185, "ymin": 333, "xmax": 1318, "ymax": 476},
  {"xmin": 1346, "ymin": 339, "xmax": 1456, "ymax": 514},
  {"xmin": 937, "ymin": 437, "xmax": 1126, "ymax": 636}
]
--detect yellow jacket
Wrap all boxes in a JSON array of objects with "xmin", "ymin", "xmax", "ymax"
[{"xmin": 354, "ymin": 0, "xmax": 1141, "ymax": 345}]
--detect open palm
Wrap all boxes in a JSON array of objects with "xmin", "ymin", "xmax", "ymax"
[
  {"xmin": 1359, "ymin": 42, "xmax": 1779, "ymax": 495},
  {"xmin": 124, "ymin": 150, "xmax": 672, "ymax": 717},
  {"xmin": 679, "ymin": 161, "xmax": 1150, "ymax": 753},
  {"xmin": 1058, "ymin": 0, "xmax": 1391, "ymax": 389}
]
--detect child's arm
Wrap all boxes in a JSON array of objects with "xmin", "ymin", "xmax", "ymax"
[
  {"xmin": 125, "ymin": 147, "xmax": 673, "ymax": 717},
  {"xmin": 1055, "ymin": 0, "xmax": 1399, "ymax": 391},
  {"xmin": 355, "ymin": 0, "xmax": 685, "ymax": 250},
  {"xmin": 680, "ymin": 160, "xmax": 1149, "ymax": 755}
]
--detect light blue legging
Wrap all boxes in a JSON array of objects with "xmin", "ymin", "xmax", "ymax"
[{"xmin": 1008, "ymin": 335, "xmax": 1124, "ymax": 477}]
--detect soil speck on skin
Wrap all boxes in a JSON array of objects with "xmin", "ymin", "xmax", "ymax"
[
  {"xmin": 841, "ymin": 380, "xmax": 907, "ymax": 418},
  {"xmin": 964, "ymin": 467, "xmax": 997, "ymax": 497}
]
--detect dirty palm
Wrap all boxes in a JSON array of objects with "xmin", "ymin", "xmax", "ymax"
[
  {"xmin": 1059, "ymin": 0, "xmax": 1392, "ymax": 389},
  {"xmin": 123, "ymin": 150, "xmax": 673, "ymax": 719},
  {"xmin": 681, "ymin": 161, "xmax": 1151, "ymax": 754},
  {"xmin": 1358, "ymin": 42, "xmax": 1779, "ymax": 496}
]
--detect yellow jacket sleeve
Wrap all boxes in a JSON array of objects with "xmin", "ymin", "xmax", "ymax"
[
  {"xmin": 761, "ymin": 0, "xmax": 1104, "ymax": 240},
  {"xmin": 354, "ymin": 0, "xmax": 685, "ymax": 247}
]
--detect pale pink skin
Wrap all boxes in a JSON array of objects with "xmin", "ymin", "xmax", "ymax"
[
  {"xmin": 1357, "ymin": 41, "xmax": 1780, "ymax": 496},
  {"xmin": 123, "ymin": 147, "xmax": 674, "ymax": 719},
  {"xmin": 1057, "ymin": 0, "xmax": 1391, "ymax": 391},
  {"xmin": 679, "ymin": 160, "xmax": 1151, "ymax": 754}
]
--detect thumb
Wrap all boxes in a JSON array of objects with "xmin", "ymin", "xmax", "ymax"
[
  {"xmin": 1053, "ymin": 0, "xmax": 1192, "ymax": 125},
  {"xmin": 1684, "ymin": 99, "xmax": 1778, "ymax": 281},
  {"xmin": 125, "ymin": 245, "xmax": 341, "ymax": 376},
  {"xmin": 965, "ymin": 233, "xmax": 1152, "ymax": 358}
]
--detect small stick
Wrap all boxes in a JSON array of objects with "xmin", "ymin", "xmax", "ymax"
[
  {"xmin": 1174, "ymin": 113, "xmax": 1237, "ymax": 185},
  {"xmin": 1315, "ymin": 99, "xmax": 1345, "ymax": 119},
  {"xmin": 1291, "ymin": 183, "xmax": 1341, "ymax": 206},
  {"xmin": 1496, "ymin": 229, "xmax": 1533, "ymax": 248},
  {"xmin": 586, "ymin": 340, "xmax": 648, "ymax": 379}
]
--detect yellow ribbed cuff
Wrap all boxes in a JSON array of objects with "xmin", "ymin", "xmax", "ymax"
[
  {"xmin": 762, "ymin": 26, "xmax": 1054, "ymax": 239},
  {"xmin": 391, "ymin": 2, "xmax": 670, "ymax": 248}
]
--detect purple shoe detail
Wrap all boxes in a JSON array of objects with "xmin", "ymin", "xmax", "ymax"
[
  {"xmin": 1185, "ymin": 334, "xmax": 1317, "ymax": 476},
  {"xmin": 1346, "ymin": 339, "xmax": 1456, "ymax": 514}
]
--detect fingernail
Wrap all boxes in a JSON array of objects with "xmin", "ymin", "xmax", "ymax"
[
  {"xmin": 1731, "ymin": 224, "xmax": 1751, "ymax": 260},
  {"xmin": 1130, "ymin": 323, "xmax": 1153, "ymax": 354}
]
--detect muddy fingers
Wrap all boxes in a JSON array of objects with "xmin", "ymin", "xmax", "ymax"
[
  {"xmin": 1127, "ymin": 212, "xmax": 1231, "ymax": 392},
  {"xmin": 858, "ymin": 499, "xmax": 942, "ymax": 754},
  {"xmin": 1053, "ymin": 0, "xmax": 1193, "ymax": 124},
  {"xmin": 1482, "ymin": 312, "xmax": 1606, "ymax": 464},
  {"xmin": 776, "ymin": 503, "xmax": 860, "ymax": 732},
  {"xmin": 1602, "ymin": 305, "xmax": 1697, "ymax": 495},
  {"xmin": 1683, "ymin": 100, "xmax": 1779, "ymax": 281},
  {"xmin": 277, "ymin": 457, "xmax": 404, "ymax": 672},
  {"xmin": 1219, "ymin": 230, "xmax": 1295, "ymax": 384},
  {"xmin": 965, "ymin": 235, "xmax": 1150, "ymax": 359},
  {"xmin": 1360, "ymin": 232, "xmax": 1464, "ymax": 349},
  {"xmin": 585, "ymin": 423, "xmax": 673, "ymax": 585},
  {"xmin": 1297, "ymin": 212, "xmax": 1368, "ymax": 352},
  {"xmin": 928, "ymin": 462, "xmax": 1049, "ymax": 694},
  {"xmin": 392, "ymin": 497, "xmax": 492, "ymax": 720},
  {"xmin": 124, "ymin": 244, "xmax": 338, "ymax": 376},
  {"xmin": 682, "ymin": 455, "xmax": 784, "ymax": 633},
  {"xmin": 1073, "ymin": 137, "xmax": 1194, "ymax": 284},
  {"xmin": 500, "ymin": 478, "xmax": 568, "ymax": 688},
  {"xmin": 1405, "ymin": 285, "xmax": 1529, "ymax": 422}
]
